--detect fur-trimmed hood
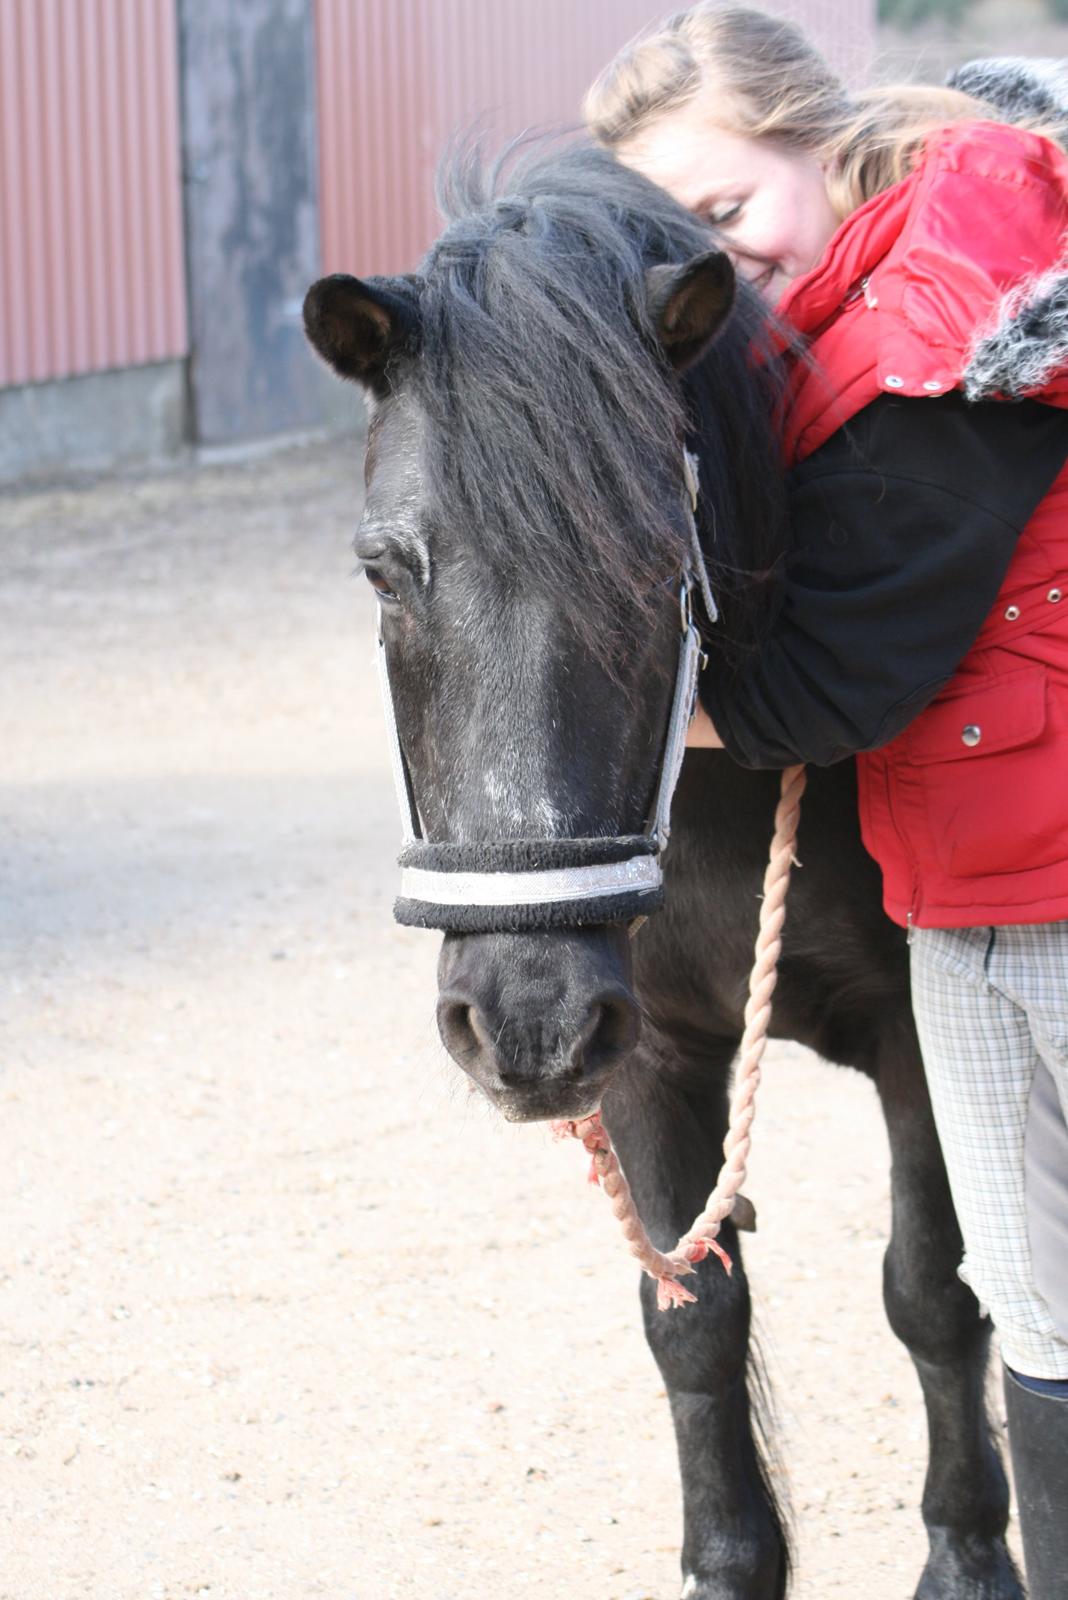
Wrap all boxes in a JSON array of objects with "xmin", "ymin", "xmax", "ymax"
[
  {"xmin": 947, "ymin": 58, "xmax": 1068, "ymax": 400},
  {"xmin": 962, "ymin": 257, "xmax": 1068, "ymax": 401},
  {"xmin": 949, "ymin": 55, "xmax": 1068, "ymax": 131}
]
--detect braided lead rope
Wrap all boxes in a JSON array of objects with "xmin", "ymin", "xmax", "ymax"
[{"xmin": 553, "ymin": 764, "xmax": 807, "ymax": 1310}]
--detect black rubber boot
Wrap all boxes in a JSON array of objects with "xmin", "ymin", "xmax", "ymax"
[{"xmin": 1003, "ymin": 1364, "xmax": 1068, "ymax": 1598}]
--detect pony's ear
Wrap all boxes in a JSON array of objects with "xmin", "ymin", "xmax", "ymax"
[
  {"xmin": 303, "ymin": 273, "xmax": 420, "ymax": 387},
  {"xmin": 645, "ymin": 250, "xmax": 735, "ymax": 371}
]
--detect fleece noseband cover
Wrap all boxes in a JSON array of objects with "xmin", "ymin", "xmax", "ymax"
[{"xmin": 394, "ymin": 835, "xmax": 664, "ymax": 933}]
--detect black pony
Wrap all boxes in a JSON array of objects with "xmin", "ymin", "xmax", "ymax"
[{"xmin": 305, "ymin": 145, "xmax": 1019, "ymax": 1600}]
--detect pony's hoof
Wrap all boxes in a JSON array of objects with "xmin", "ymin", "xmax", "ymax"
[
  {"xmin": 914, "ymin": 1534, "xmax": 1023, "ymax": 1599},
  {"xmin": 679, "ymin": 1564, "xmax": 783, "ymax": 1599}
]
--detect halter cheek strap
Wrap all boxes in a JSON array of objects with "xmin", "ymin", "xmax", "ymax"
[{"xmin": 380, "ymin": 449, "xmax": 714, "ymax": 933}]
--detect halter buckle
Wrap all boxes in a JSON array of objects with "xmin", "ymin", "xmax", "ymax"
[{"xmin": 679, "ymin": 576, "xmax": 693, "ymax": 636}]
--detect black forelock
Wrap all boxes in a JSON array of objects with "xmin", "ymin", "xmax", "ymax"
[{"xmin": 406, "ymin": 139, "xmax": 784, "ymax": 661}]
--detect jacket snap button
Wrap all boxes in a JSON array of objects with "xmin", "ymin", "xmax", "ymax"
[
  {"xmin": 1004, "ymin": 604, "xmax": 1021, "ymax": 620},
  {"xmin": 884, "ymin": 374, "xmax": 905, "ymax": 388},
  {"xmin": 961, "ymin": 725, "xmax": 982, "ymax": 747},
  {"xmin": 1048, "ymin": 588, "xmax": 1063, "ymax": 603},
  {"xmin": 922, "ymin": 379, "xmax": 942, "ymax": 391}
]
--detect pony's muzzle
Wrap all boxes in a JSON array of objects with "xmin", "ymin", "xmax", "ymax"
[
  {"xmin": 436, "ymin": 929, "xmax": 640, "ymax": 1122},
  {"xmin": 437, "ymin": 986, "xmax": 639, "ymax": 1121}
]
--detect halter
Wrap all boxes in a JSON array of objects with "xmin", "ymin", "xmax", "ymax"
[{"xmin": 377, "ymin": 450, "xmax": 716, "ymax": 934}]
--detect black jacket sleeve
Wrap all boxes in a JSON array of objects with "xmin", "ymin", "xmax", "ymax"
[{"xmin": 701, "ymin": 391, "xmax": 1068, "ymax": 768}]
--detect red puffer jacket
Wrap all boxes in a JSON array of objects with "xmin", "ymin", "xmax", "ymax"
[{"xmin": 777, "ymin": 121, "xmax": 1068, "ymax": 929}]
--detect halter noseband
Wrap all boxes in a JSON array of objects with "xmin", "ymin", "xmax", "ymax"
[{"xmin": 377, "ymin": 449, "xmax": 714, "ymax": 933}]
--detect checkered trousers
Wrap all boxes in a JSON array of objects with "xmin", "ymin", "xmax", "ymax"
[{"xmin": 910, "ymin": 921, "xmax": 1068, "ymax": 1379}]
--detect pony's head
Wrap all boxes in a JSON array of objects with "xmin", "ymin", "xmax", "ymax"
[{"xmin": 305, "ymin": 143, "xmax": 784, "ymax": 1121}]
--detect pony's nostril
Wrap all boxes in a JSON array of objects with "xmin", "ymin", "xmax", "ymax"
[
  {"xmin": 437, "ymin": 995, "xmax": 484, "ymax": 1065},
  {"xmin": 596, "ymin": 993, "xmax": 641, "ymax": 1058},
  {"xmin": 569, "ymin": 992, "xmax": 640, "ymax": 1073}
]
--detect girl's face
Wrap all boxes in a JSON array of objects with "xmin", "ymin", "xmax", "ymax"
[{"xmin": 621, "ymin": 102, "xmax": 841, "ymax": 304}]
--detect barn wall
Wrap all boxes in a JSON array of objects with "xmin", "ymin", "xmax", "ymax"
[
  {"xmin": 0, "ymin": 0, "xmax": 188, "ymax": 389},
  {"xmin": 315, "ymin": 0, "xmax": 876, "ymax": 279},
  {"xmin": 176, "ymin": 0, "xmax": 355, "ymax": 447}
]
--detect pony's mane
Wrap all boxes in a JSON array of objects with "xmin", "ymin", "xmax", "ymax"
[{"xmin": 414, "ymin": 140, "xmax": 787, "ymax": 659}]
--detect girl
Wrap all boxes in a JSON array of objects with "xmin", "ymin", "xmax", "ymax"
[{"xmin": 586, "ymin": 9, "xmax": 1068, "ymax": 1594}]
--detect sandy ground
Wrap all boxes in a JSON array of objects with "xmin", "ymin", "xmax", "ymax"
[{"xmin": 0, "ymin": 443, "xmax": 1019, "ymax": 1600}]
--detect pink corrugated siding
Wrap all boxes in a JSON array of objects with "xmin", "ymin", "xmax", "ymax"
[
  {"xmin": 315, "ymin": 0, "xmax": 874, "ymax": 279},
  {"xmin": 0, "ymin": 0, "xmax": 187, "ymax": 388}
]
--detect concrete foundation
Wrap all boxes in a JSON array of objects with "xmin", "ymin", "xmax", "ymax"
[
  {"xmin": 0, "ymin": 361, "xmax": 189, "ymax": 486},
  {"xmin": 0, "ymin": 357, "xmax": 362, "ymax": 487}
]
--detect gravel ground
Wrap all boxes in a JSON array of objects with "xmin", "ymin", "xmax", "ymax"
[{"xmin": 0, "ymin": 443, "xmax": 1019, "ymax": 1600}]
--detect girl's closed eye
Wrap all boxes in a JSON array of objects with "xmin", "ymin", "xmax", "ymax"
[{"xmin": 707, "ymin": 199, "xmax": 744, "ymax": 226}]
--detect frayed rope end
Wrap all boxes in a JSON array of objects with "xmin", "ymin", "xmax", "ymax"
[
  {"xmin": 655, "ymin": 1235, "xmax": 735, "ymax": 1310},
  {"xmin": 684, "ymin": 1237, "xmax": 734, "ymax": 1276},
  {"xmin": 656, "ymin": 1275, "xmax": 699, "ymax": 1310}
]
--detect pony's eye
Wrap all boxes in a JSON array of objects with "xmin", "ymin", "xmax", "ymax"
[{"xmin": 365, "ymin": 568, "xmax": 399, "ymax": 603}]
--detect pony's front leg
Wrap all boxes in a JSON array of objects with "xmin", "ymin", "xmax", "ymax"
[
  {"xmin": 604, "ymin": 1043, "xmax": 788, "ymax": 1600},
  {"xmin": 876, "ymin": 1043, "xmax": 1022, "ymax": 1600}
]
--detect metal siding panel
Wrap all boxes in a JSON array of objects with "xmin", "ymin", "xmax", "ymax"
[
  {"xmin": 156, "ymin": 0, "xmax": 187, "ymax": 361},
  {"xmin": 18, "ymin": 1, "xmax": 49, "ymax": 379},
  {"xmin": 334, "ymin": 0, "xmax": 353, "ymax": 270},
  {"xmin": 121, "ymin": 0, "xmax": 150, "ymax": 364},
  {"xmin": 139, "ymin": 0, "xmax": 166, "ymax": 354},
  {"xmin": 81, "ymin": 0, "xmax": 110, "ymax": 372},
  {"xmin": 99, "ymin": 0, "xmax": 128, "ymax": 368},
  {"xmin": 340, "ymin": 0, "xmax": 359, "ymax": 272},
  {"xmin": 0, "ymin": 0, "xmax": 29, "ymax": 383},
  {"xmin": 334, "ymin": 0, "xmax": 351, "ymax": 270},
  {"xmin": 402, "ymin": 0, "xmax": 424, "ymax": 262},
  {"xmin": 316, "ymin": 1, "xmax": 875, "ymax": 281},
  {"xmin": 315, "ymin": 0, "xmax": 337, "ymax": 272},
  {"xmin": 60, "ymin": 0, "xmax": 92, "ymax": 372},
  {"xmin": 380, "ymin": 1, "xmax": 397, "ymax": 268},
  {"xmin": 39, "ymin": 0, "xmax": 65, "ymax": 378},
  {"xmin": 0, "ymin": 0, "xmax": 187, "ymax": 389}
]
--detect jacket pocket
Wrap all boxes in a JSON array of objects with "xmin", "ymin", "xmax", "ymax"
[{"xmin": 904, "ymin": 666, "xmax": 1061, "ymax": 877}]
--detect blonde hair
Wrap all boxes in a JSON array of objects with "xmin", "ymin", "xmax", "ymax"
[{"xmin": 584, "ymin": 4, "xmax": 1001, "ymax": 219}]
